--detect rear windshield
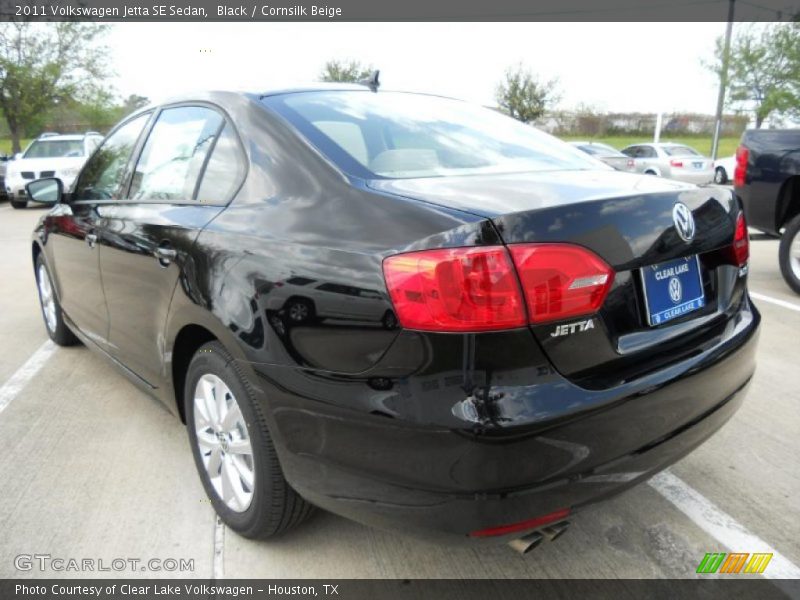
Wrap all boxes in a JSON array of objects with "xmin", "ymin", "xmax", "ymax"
[
  {"xmin": 662, "ymin": 145, "xmax": 700, "ymax": 157},
  {"xmin": 578, "ymin": 144, "xmax": 625, "ymax": 157},
  {"xmin": 24, "ymin": 140, "xmax": 84, "ymax": 159},
  {"xmin": 263, "ymin": 91, "xmax": 600, "ymax": 179}
]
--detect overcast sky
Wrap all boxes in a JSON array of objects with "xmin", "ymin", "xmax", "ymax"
[{"xmin": 109, "ymin": 22, "xmax": 730, "ymax": 114}]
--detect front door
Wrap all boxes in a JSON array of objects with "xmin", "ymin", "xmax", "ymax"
[
  {"xmin": 45, "ymin": 202, "xmax": 106, "ymax": 346},
  {"xmin": 49, "ymin": 112, "xmax": 152, "ymax": 346}
]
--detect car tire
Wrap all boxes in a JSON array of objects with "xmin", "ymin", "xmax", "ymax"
[
  {"xmin": 644, "ymin": 170, "xmax": 658, "ymax": 176},
  {"xmin": 34, "ymin": 255, "xmax": 79, "ymax": 346},
  {"xmin": 185, "ymin": 341, "xmax": 314, "ymax": 539},
  {"xmin": 714, "ymin": 167, "xmax": 728, "ymax": 185},
  {"xmin": 779, "ymin": 215, "xmax": 800, "ymax": 295},
  {"xmin": 285, "ymin": 298, "xmax": 315, "ymax": 324},
  {"xmin": 10, "ymin": 200, "xmax": 26, "ymax": 209},
  {"xmin": 382, "ymin": 310, "xmax": 398, "ymax": 330}
]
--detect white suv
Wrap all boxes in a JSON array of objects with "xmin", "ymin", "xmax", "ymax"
[{"xmin": 6, "ymin": 132, "xmax": 103, "ymax": 208}]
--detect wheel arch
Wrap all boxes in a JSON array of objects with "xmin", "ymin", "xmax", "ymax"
[
  {"xmin": 166, "ymin": 302, "xmax": 263, "ymax": 423},
  {"xmin": 31, "ymin": 241, "xmax": 43, "ymax": 272},
  {"xmin": 171, "ymin": 324, "xmax": 218, "ymax": 423},
  {"xmin": 284, "ymin": 294, "xmax": 316, "ymax": 310}
]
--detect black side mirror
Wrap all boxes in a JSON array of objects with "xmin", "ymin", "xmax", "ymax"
[{"xmin": 26, "ymin": 178, "xmax": 63, "ymax": 205}]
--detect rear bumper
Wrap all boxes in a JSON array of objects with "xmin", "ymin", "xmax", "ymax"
[
  {"xmin": 253, "ymin": 297, "xmax": 759, "ymax": 544},
  {"xmin": 670, "ymin": 170, "xmax": 714, "ymax": 185}
]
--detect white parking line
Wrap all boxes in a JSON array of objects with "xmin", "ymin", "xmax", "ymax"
[
  {"xmin": 0, "ymin": 340, "xmax": 57, "ymax": 415},
  {"xmin": 649, "ymin": 471, "xmax": 800, "ymax": 579},
  {"xmin": 750, "ymin": 291, "xmax": 800, "ymax": 313},
  {"xmin": 213, "ymin": 515, "xmax": 225, "ymax": 579}
]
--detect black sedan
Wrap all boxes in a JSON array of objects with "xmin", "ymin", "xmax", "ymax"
[{"xmin": 28, "ymin": 85, "xmax": 759, "ymax": 553}]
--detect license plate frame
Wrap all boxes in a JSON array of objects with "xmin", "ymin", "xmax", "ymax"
[{"xmin": 640, "ymin": 255, "xmax": 705, "ymax": 326}]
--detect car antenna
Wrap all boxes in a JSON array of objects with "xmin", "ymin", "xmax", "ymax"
[{"xmin": 358, "ymin": 70, "xmax": 380, "ymax": 92}]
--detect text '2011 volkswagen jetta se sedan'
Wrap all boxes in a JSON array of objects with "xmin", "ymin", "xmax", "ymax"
[{"xmin": 28, "ymin": 84, "xmax": 759, "ymax": 553}]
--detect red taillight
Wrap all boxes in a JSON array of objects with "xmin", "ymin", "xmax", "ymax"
[
  {"xmin": 508, "ymin": 244, "xmax": 614, "ymax": 324},
  {"xmin": 469, "ymin": 508, "xmax": 571, "ymax": 538},
  {"xmin": 670, "ymin": 159, "xmax": 684, "ymax": 168},
  {"xmin": 732, "ymin": 211, "xmax": 749, "ymax": 266},
  {"xmin": 383, "ymin": 244, "xmax": 615, "ymax": 331},
  {"xmin": 734, "ymin": 145, "xmax": 749, "ymax": 188},
  {"xmin": 382, "ymin": 246, "xmax": 526, "ymax": 332}
]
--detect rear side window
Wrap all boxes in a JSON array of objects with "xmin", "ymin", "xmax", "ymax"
[
  {"xmin": 130, "ymin": 106, "xmax": 223, "ymax": 202},
  {"xmin": 663, "ymin": 145, "xmax": 700, "ymax": 157},
  {"xmin": 624, "ymin": 146, "xmax": 655, "ymax": 158},
  {"xmin": 195, "ymin": 124, "xmax": 245, "ymax": 205},
  {"xmin": 73, "ymin": 113, "xmax": 151, "ymax": 201}
]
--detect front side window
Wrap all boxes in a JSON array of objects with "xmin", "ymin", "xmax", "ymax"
[
  {"xmin": 263, "ymin": 91, "xmax": 600, "ymax": 179},
  {"xmin": 24, "ymin": 140, "xmax": 84, "ymax": 159},
  {"xmin": 130, "ymin": 106, "xmax": 224, "ymax": 202},
  {"xmin": 73, "ymin": 113, "xmax": 151, "ymax": 201}
]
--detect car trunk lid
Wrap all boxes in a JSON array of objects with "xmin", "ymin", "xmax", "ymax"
[{"xmin": 370, "ymin": 170, "xmax": 745, "ymax": 387}]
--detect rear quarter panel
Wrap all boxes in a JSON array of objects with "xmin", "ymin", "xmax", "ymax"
[{"xmin": 164, "ymin": 97, "xmax": 495, "ymax": 378}]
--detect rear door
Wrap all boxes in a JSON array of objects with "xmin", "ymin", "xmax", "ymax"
[
  {"xmin": 48, "ymin": 113, "xmax": 151, "ymax": 347},
  {"xmin": 97, "ymin": 105, "xmax": 245, "ymax": 386}
]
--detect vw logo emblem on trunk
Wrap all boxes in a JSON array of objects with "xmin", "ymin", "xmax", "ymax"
[{"xmin": 672, "ymin": 203, "xmax": 696, "ymax": 242}]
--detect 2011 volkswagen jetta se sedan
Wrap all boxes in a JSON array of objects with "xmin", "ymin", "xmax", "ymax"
[{"xmin": 28, "ymin": 85, "xmax": 759, "ymax": 552}]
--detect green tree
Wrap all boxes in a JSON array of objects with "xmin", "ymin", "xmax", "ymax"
[
  {"xmin": 319, "ymin": 59, "xmax": 373, "ymax": 83},
  {"xmin": 0, "ymin": 22, "xmax": 110, "ymax": 152},
  {"xmin": 710, "ymin": 22, "xmax": 800, "ymax": 128},
  {"xmin": 119, "ymin": 94, "xmax": 150, "ymax": 116},
  {"xmin": 495, "ymin": 64, "xmax": 560, "ymax": 124}
]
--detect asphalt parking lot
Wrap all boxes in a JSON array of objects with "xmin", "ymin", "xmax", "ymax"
[{"xmin": 0, "ymin": 201, "xmax": 798, "ymax": 582}]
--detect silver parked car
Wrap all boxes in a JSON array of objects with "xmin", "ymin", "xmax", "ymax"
[
  {"xmin": 568, "ymin": 141, "xmax": 635, "ymax": 171},
  {"xmin": 621, "ymin": 142, "xmax": 714, "ymax": 184}
]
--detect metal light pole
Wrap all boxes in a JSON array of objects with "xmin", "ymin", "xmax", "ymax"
[{"xmin": 712, "ymin": 0, "xmax": 736, "ymax": 160}]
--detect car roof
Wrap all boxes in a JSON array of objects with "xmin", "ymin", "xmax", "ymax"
[
  {"xmin": 256, "ymin": 82, "xmax": 376, "ymax": 98},
  {"xmin": 128, "ymin": 85, "xmax": 461, "ymax": 118}
]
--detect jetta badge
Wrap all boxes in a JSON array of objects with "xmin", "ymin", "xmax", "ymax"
[{"xmin": 672, "ymin": 203, "xmax": 696, "ymax": 243}]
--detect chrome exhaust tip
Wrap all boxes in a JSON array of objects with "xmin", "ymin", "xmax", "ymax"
[
  {"xmin": 542, "ymin": 520, "xmax": 570, "ymax": 542},
  {"xmin": 508, "ymin": 531, "xmax": 544, "ymax": 555}
]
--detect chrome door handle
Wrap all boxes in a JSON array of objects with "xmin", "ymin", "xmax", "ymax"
[
  {"xmin": 154, "ymin": 246, "xmax": 177, "ymax": 266},
  {"xmin": 86, "ymin": 233, "xmax": 97, "ymax": 248}
]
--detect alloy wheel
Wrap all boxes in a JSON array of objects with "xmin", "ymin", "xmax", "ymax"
[
  {"xmin": 289, "ymin": 303, "xmax": 309, "ymax": 322},
  {"xmin": 37, "ymin": 264, "xmax": 57, "ymax": 333},
  {"xmin": 790, "ymin": 228, "xmax": 800, "ymax": 281},
  {"xmin": 193, "ymin": 374, "xmax": 255, "ymax": 512}
]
